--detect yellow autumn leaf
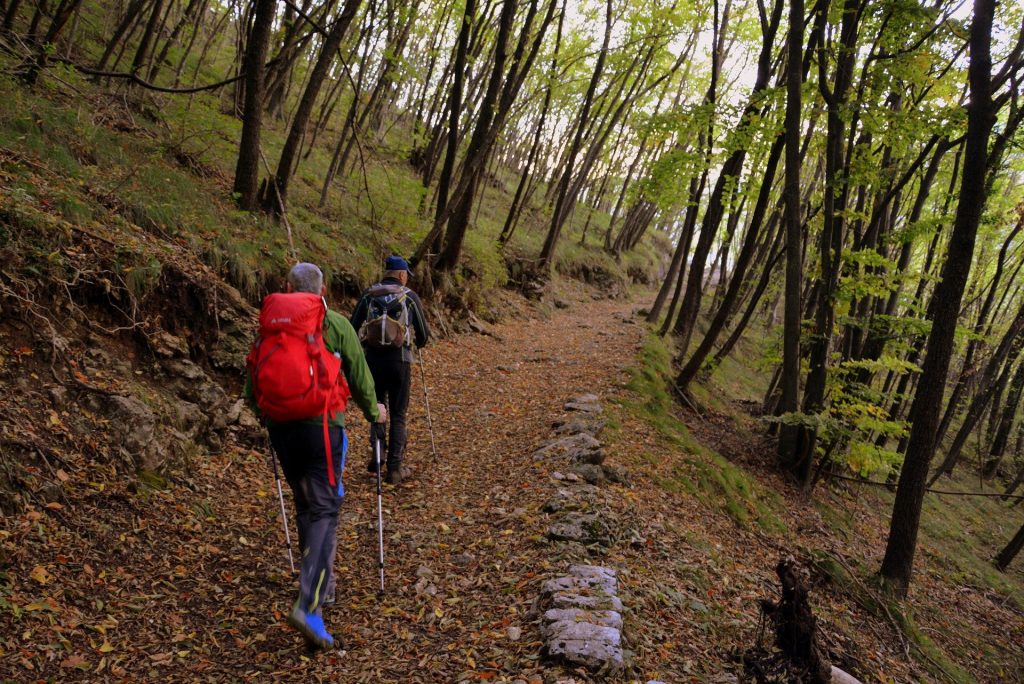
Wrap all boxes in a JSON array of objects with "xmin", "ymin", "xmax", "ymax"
[
  {"xmin": 98, "ymin": 641, "xmax": 114, "ymax": 653},
  {"xmin": 30, "ymin": 565, "xmax": 51, "ymax": 585}
]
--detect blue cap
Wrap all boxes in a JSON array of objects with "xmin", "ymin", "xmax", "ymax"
[{"xmin": 385, "ymin": 255, "xmax": 412, "ymax": 273}]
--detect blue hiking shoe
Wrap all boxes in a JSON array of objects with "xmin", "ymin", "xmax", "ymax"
[{"xmin": 287, "ymin": 607, "xmax": 334, "ymax": 650}]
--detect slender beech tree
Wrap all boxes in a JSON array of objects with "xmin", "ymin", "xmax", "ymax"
[
  {"xmin": 263, "ymin": 0, "xmax": 363, "ymax": 214},
  {"xmin": 879, "ymin": 0, "xmax": 997, "ymax": 597},
  {"xmin": 778, "ymin": 0, "xmax": 804, "ymax": 465},
  {"xmin": 233, "ymin": 0, "xmax": 277, "ymax": 211}
]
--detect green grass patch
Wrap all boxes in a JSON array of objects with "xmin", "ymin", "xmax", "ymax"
[{"xmin": 624, "ymin": 333, "xmax": 787, "ymax": 533}]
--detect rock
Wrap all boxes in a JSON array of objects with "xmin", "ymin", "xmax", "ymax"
[
  {"xmin": 163, "ymin": 359, "xmax": 228, "ymax": 409},
  {"xmin": 568, "ymin": 565, "xmax": 617, "ymax": 589},
  {"xmin": 542, "ymin": 566, "xmax": 617, "ymax": 597},
  {"xmin": 238, "ymin": 406, "xmax": 260, "ymax": 429},
  {"xmin": 552, "ymin": 417, "xmax": 605, "ymax": 437},
  {"xmin": 151, "ymin": 331, "xmax": 190, "ymax": 358},
  {"xmin": 222, "ymin": 399, "xmax": 244, "ymax": 427},
  {"xmin": 533, "ymin": 433, "xmax": 603, "ymax": 460},
  {"xmin": 570, "ymin": 463, "xmax": 606, "ymax": 485},
  {"xmin": 467, "ymin": 313, "xmax": 499, "ymax": 338},
  {"xmin": 601, "ymin": 463, "xmax": 629, "ymax": 484},
  {"xmin": 164, "ymin": 358, "xmax": 205, "ymax": 381},
  {"xmin": 453, "ymin": 552, "xmax": 476, "ymax": 566},
  {"xmin": 549, "ymin": 592, "xmax": 623, "ymax": 612},
  {"xmin": 551, "ymin": 471, "xmax": 565, "ymax": 481},
  {"xmin": 547, "ymin": 512, "xmax": 612, "ymax": 545},
  {"xmin": 542, "ymin": 620, "xmax": 623, "ymax": 673},
  {"xmin": 564, "ymin": 472, "xmax": 580, "ymax": 482},
  {"xmin": 415, "ymin": 565, "xmax": 434, "ymax": 578},
  {"xmin": 103, "ymin": 394, "xmax": 164, "ymax": 469},
  {"xmin": 170, "ymin": 400, "xmax": 206, "ymax": 436},
  {"xmin": 48, "ymin": 385, "xmax": 68, "ymax": 409},
  {"xmin": 564, "ymin": 395, "xmax": 602, "ymax": 413},
  {"xmin": 507, "ymin": 626, "xmax": 522, "ymax": 641},
  {"xmin": 831, "ymin": 666, "xmax": 864, "ymax": 684},
  {"xmin": 543, "ymin": 607, "xmax": 622, "ymax": 630}
]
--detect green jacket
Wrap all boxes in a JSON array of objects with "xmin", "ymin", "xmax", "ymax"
[{"xmin": 245, "ymin": 308, "xmax": 380, "ymax": 428}]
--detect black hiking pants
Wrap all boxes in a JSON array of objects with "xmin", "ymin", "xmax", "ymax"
[
  {"xmin": 268, "ymin": 423, "xmax": 347, "ymax": 615},
  {"xmin": 366, "ymin": 355, "xmax": 411, "ymax": 469}
]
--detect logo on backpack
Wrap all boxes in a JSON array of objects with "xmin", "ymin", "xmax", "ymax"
[
  {"xmin": 247, "ymin": 292, "xmax": 351, "ymax": 423},
  {"xmin": 358, "ymin": 283, "xmax": 412, "ymax": 349}
]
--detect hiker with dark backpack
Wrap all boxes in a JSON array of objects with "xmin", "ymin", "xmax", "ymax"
[
  {"xmin": 245, "ymin": 263, "xmax": 386, "ymax": 650},
  {"xmin": 350, "ymin": 255, "xmax": 430, "ymax": 485}
]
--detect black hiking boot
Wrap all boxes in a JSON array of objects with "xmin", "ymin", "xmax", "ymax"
[{"xmin": 385, "ymin": 465, "xmax": 410, "ymax": 485}]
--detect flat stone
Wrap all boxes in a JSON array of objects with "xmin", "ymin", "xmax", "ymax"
[
  {"xmin": 553, "ymin": 417, "xmax": 605, "ymax": 437},
  {"xmin": 542, "ymin": 567, "xmax": 617, "ymax": 597},
  {"xmin": 507, "ymin": 626, "xmax": 522, "ymax": 641},
  {"xmin": 549, "ymin": 592, "xmax": 623, "ymax": 612},
  {"xmin": 564, "ymin": 401, "xmax": 603, "ymax": 414},
  {"xmin": 543, "ymin": 607, "xmax": 622, "ymax": 630},
  {"xmin": 546, "ymin": 513, "xmax": 612, "ymax": 546},
  {"xmin": 533, "ymin": 433, "xmax": 603, "ymax": 460},
  {"xmin": 543, "ymin": 620, "xmax": 623, "ymax": 672},
  {"xmin": 571, "ymin": 463, "xmax": 607, "ymax": 484},
  {"xmin": 601, "ymin": 463, "xmax": 629, "ymax": 484},
  {"xmin": 569, "ymin": 565, "xmax": 617, "ymax": 586},
  {"xmin": 574, "ymin": 394, "xmax": 600, "ymax": 404}
]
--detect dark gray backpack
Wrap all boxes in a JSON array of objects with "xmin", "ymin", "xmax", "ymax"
[{"xmin": 358, "ymin": 283, "xmax": 411, "ymax": 348}]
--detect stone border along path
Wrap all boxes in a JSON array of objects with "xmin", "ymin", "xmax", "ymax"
[{"xmin": 531, "ymin": 394, "xmax": 630, "ymax": 677}]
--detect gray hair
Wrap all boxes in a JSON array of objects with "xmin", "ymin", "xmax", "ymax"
[{"xmin": 288, "ymin": 262, "xmax": 324, "ymax": 294}]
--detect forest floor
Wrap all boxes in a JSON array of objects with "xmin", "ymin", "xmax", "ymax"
[{"xmin": 2, "ymin": 287, "xmax": 1023, "ymax": 683}]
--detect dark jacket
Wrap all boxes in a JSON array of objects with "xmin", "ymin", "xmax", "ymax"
[{"xmin": 350, "ymin": 277, "xmax": 430, "ymax": 363}]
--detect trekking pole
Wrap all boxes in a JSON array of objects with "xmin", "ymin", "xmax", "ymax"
[
  {"xmin": 267, "ymin": 440, "xmax": 297, "ymax": 575},
  {"xmin": 417, "ymin": 351, "xmax": 438, "ymax": 459},
  {"xmin": 372, "ymin": 422, "xmax": 386, "ymax": 595}
]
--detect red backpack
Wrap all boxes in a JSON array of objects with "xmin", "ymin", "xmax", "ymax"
[{"xmin": 247, "ymin": 292, "xmax": 351, "ymax": 485}]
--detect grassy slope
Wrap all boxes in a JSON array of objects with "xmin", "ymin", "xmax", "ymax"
[
  {"xmin": 0, "ymin": 17, "xmax": 664, "ymax": 313},
  {"xmin": 608, "ymin": 324, "xmax": 1024, "ymax": 682}
]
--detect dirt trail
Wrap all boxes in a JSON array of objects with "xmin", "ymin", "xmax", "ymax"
[
  {"xmin": 327, "ymin": 295, "xmax": 646, "ymax": 682},
  {"xmin": 0, "ymin": 294, "xmax": 649, "ymax": 682}
]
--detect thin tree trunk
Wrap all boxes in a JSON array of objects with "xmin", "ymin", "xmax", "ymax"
[
  {"xmin": 262, "ymin": 0, "xmax": 363, "ymax": 214},
  {"xmin": 232, "ymin": 0, "xmax": 276, "ymax": 210},
  {"xmin": 879, "ymin": 0, "xmax": 997, "ymax": 597}
]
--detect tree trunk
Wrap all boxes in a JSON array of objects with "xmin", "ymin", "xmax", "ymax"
[
  {"xmin": 879, "ymin": 0, "xmax": 996, "ymax": 597},
  {"xmin": 232, "ymin": 0, "xmax": 276, "ymax": 210},
  {"xmin": 130, "ymin": 0, "xmax": 167, "ymax": 76},
  {"xmin": 929, "ymin": 308, "xmax": 1024, "ymax": 484},
  {"xmin": 778, "ymin": 0, "xmax": 805, "ymax": 466},
  {"xmin": 537, "ymin": 0, "xmax": 612, "ymax": 272},
  {"xmin": 995, "ymin": 522, "xmax": 1024, "ymax": 571},
  {"xmin": 22, "ymin": 0, "xmax": 82, "ymax": 85},
  {"xmin": 262, "ymin": 0, "xmax": 363, "ymax": 215}
]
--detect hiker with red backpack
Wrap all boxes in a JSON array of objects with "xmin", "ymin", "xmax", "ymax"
[
  {"xmin": 350, "ymin": 255, "xmax": 430, "ymax": 485},
  {"xmin": 245, "ymin": 262, "xmax": 385, "ymax": 650}
]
